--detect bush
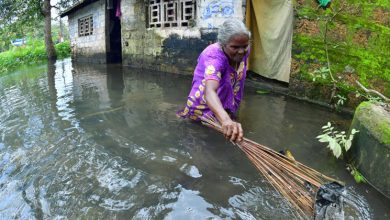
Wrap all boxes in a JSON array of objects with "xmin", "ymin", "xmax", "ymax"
[
  {"xmin": 0, "ymin": 40, "xmax": 71, "ymax": 74},
  {"xmin": 55, "ymin": 41, "xmax": 71, "ymax": 58}
]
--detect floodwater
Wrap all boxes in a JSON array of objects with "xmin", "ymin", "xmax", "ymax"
[{"xmin": 0, "ymin": 58, "xmax": 388, "ymax": 219}]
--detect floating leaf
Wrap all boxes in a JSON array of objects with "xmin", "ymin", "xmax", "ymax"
[{"xmin": 256, "ymin": 90, "xmax": 270, "ymax": 95}]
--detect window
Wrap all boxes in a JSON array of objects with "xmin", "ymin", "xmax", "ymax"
[
  {"xmin": 78, "ymin": 15, "xmax": 94, "ymax": 36},
  {"xmin": 148, "ymin": 0, "xmax": 196, "ymax": 28}
]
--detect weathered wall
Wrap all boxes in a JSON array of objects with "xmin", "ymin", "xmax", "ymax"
[
  {"xmin": 120, "ymin": 0, "xmax": 245, "ymax": 75},
  {"xmin": 290, "ymin": 0, "xmax": 390, "ymax": 108},
  {"xmin": 68, "ymin": 0, "xmax": 107, "ymax": 63}
]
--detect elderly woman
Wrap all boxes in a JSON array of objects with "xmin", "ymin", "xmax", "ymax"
[{"xmin": 178, "ymin": 19, "xmax": 251, "ymax": 143}]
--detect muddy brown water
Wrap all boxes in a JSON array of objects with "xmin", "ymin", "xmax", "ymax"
[{"xmin": 0, "ymin": 59, "xmax": 388, "ymax": 219}]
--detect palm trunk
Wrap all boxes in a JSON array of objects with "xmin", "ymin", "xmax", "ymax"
[{"xmin": 43, "ymin": 0, "xmax": 57, "ymax": 61}]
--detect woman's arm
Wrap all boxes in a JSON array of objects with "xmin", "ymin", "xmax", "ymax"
[{"xmin": 205, "ymin": 80, "xmax": 243, "ymax": 143}]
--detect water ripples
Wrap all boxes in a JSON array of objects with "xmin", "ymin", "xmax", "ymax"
[
  {"xmin": 343, "ymin": 186, "xmax": 372, "ymax": 219},
  {"xmin": 0, "ymin": 59, "xmax": 385, "ymax": 219},
  {"xmin": 228, "ymin": 181, "xmax": 293, "ymax": 219}
]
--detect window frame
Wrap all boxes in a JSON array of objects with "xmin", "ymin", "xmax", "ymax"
[
  {"xmin": 78, "ymin": 15, "xmax": 94, "ymax": 37},
  {"xmin": 148, "ymin": 0, "xmax": 196, "ymax": 28}
]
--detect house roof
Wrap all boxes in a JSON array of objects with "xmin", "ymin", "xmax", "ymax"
[{"xmin": 60, "ymin": 0, "xmax": 100, "ymax": 17}]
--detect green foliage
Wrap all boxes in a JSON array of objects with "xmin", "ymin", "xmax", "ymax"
[
  {"xmin": 347, "ymin": 164, "xmax": 367, "ymax": 183},
  {"xmin": 317, "ymin": 122, "xmax": 359, "ymax": 158},
  {"xmin": 335, "ymin": 94, "xmax": 347, "ymax": 108},
  {"xmin": 310, "ymin": 67, "xmax": 331, "ymax": 83},
  {"xmin": 0, "ymin": 0, "xmax": 78, "ymax": 59},
  {"xmin": 294, "ymin": 33, "xmax": 389, "ymax": 87},
  {"xmin": 55, "ymin": 41, "xmax": 71, "ymax": 59},
  {"xmin": 355, "ymin": 91, "xmax": 385, "ymax": 103},
  {"xmin": 352, "ymin": 171, "xmax": 365, "ymax": 183},
  {"xmin": 316, "ymin": 119, "xmax": 367, "ymax": 185},
  {"xmin": 293, "ymin": 0, "xmax": 390, "ymax": 106},
  {"xmin": 0, "ymin": 40, "xmax": 71, "ymax": 74}
]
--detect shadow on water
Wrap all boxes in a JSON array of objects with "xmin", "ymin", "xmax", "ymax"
[{"xmin": 0, "ymin": 59, "xmax": 388, "ymax": 219}]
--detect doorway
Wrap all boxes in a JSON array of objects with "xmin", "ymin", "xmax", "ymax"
[{"xmin": 107, "ymin": 0, "xmax": 122, "ymax": 63}]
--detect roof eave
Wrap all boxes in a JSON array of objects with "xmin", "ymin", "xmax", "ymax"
[{"xmin": 60, "ymin": 0, "xmax": 100, "ymax": 18}]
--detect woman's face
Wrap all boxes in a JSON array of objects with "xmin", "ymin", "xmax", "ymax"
[{"xmin": 223, "ymin": 34, "xmax": 250, "ymax": 63}]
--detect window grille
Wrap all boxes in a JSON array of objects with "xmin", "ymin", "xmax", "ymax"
[
  {"xmin": 148, "ymin": 0, "xmax": 196, "ymax": 28},
  {"xmin": 78, "ymin": 15, "xmax": 94, "ymax": 37}
]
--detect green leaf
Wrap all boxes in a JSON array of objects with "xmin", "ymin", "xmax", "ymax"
[
  {"xmin": 256, "ymin": 90, "xmax": 270, "ymax": 95},
  {"xmin": 322, "ymin": 124, "xmax": 329, "ymax": 129},
  {"xmin": 351, "ymin": 129, "xmax": 359, "ymax": 135},
  {"xmin": 322, "ymin": 122, "xmax": 332, "ymax": 129},
  {"xmin": 317, "ymin": 134, "xmax": 332, "ymax": 143},
  {"xmin": 345, "ymin": 139, "xmax": 352, "ymax": 151},
  {"xmin": 330, "ymin": 140, "xmax": 342, "ymax": 158},
  {"xmin": 352, "ymin": 170, "xmax": 366, "ymax": 183}
]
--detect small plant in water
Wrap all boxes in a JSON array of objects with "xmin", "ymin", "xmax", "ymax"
[
  {"xmin": 317, "ymin": 123, "xmax": 365, "ymax": 183},
  {"xmin": 317, "ymin": 122, "xmax": 359, "ymax": 158}
]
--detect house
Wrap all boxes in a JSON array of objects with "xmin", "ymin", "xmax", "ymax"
[{"xmin": 60, "ymin": 0, "xmax": 293, "ymax": 82}]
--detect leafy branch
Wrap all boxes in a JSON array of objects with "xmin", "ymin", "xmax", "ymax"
[{"xmin": 317, "ymin": 122, "xmax": 359, "ymax": 158}]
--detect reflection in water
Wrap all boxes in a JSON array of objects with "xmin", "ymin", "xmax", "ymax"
[{"xmin": 0, "ymin": 59, "xmax": 388, "ymax": 219}]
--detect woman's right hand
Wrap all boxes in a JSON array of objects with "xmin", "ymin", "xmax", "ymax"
[
  {"xmin": 221, "ymin": 119, "xmax": 243, "ymax": 143},
  {"xmin": 204, "ymin": 80, "xmax": 244, "ymax": 143}
]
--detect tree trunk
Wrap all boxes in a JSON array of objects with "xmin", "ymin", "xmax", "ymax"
[{"xmin": 43, "ymin": 0, "xmax": 57, "ymax": 61}]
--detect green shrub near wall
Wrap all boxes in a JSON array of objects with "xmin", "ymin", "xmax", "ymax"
[
  {"xmin": 292, "ymin": 0, "xmax": 390, "ymax": 108},
  {"xmin": 55, "ymin": 41, "xmax": 71, "ymax": 59},
  {"xmin": 0, "ymin": 40, "xmax": 71, "ymax": 74}
]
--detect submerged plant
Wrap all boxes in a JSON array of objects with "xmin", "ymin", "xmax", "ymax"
[
  {"xmin": 347, "ymin": 165, "xmax": 366, "ymax": 183},
  {"xmin": 317, "ymin": 122, "xmax": 365, "ymax": 183},
  {"xmin": 317, "ymin": 122, "xmax": 359, "ymax": 158}
]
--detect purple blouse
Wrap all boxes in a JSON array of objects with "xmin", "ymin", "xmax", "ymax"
[{"xmin": 177, "ymin": 43, "xmax": 250, "ymax": 121}]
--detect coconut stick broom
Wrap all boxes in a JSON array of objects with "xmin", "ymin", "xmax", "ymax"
[{"xmin": 201, "ymin": 116, "xmax": 344, "ymax": 219}]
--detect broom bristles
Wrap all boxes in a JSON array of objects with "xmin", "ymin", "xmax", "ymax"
[{"xmin": 201, "ymin": 115, "xmax": 343, "ymax": 219}]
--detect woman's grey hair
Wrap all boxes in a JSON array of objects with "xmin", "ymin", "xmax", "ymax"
[{"xmin": 217, "ymin": 19, "xmax": 251, "ymax": 46}]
